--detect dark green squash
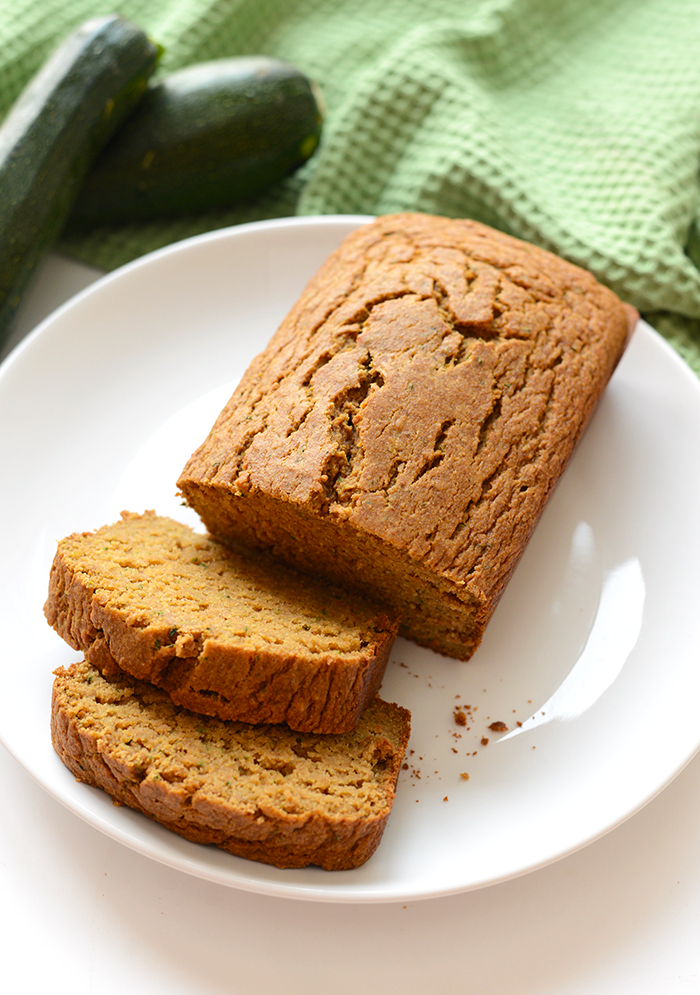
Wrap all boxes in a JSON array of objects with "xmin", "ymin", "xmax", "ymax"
[
  {"xmin": 67, "ymin": 57, "xmax": 324, "ymax": 228},
  {"xmin": 0, "ymin": 15, "xmax": 160, "ymax": 347}
]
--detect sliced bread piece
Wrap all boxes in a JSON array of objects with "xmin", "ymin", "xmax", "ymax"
[
  {"xmin": 51, "ymin": 660, "xmax": 411, "ymax": 870},
  {"xmin": 44, "ymin": 512, "xmax": 399, "ymax": 734}
]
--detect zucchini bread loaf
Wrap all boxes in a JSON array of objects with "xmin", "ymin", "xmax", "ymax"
[
  {"xmin": 178, "ymin": 212, "xmax": 634, "ymax": 660},
  {"xmin": 45, "ymin": 512, "xmax": 398, "ymax": 734},
  {"xmin": 51, "ymin": 660, "xmax": 410, "ymax": 870}
]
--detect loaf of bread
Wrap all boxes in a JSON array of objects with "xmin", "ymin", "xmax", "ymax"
[
  {"xmin": 44, "ymin": 512, "xmax": 398, "ymax": 734},
  {"xmin": 178, "ymin": 212, "xmax": 634, "ymax": 660},
  {"xmin": 51, "ymin": 660, "xmax": 411, "ymax": 870}
]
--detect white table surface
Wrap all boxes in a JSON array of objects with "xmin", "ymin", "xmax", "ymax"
[{"xmin": 2, "ymin": 252, "xmax": 700, "ymax": 994}]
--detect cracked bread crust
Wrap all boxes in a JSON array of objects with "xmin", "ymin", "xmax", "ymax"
[
  {"xmin": 44, "ymin": 513, "xmax": 399, "ymax": 734},
  {"xmin": 178, "ymin": 212, "xmax": 634, "ymax": 660},
  {"xmin": 51, "ymin": 661, "xmax": 411, "ymax": 871}
]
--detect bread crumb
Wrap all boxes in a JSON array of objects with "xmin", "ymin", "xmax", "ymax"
[
  {"xmin": 454, "ymin": 708, "xmax": 467, "ymax": 726},
  {"xmin": 480, "ymin": 736, "xmax": 489, "ymax": 746},
  {"xmin": 460, "ymin": 772, "xmax": 470, "ymax": 780},
  {"xmin": 488, "ymin": 721, "xmax": 508, "ymax": 732}
]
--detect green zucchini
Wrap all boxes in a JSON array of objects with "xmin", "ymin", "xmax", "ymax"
[
  {"xmin": 0, "ymin": 15, "xmax": 160, "ymax": 347},
  {"xmin": 67, "ymin": 57, "xmax": 324, "ymax": 227}
]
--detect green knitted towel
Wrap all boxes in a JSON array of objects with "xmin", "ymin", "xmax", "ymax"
[{"xmin": 3, "ymin": 0, "xmax": 700, "ymax": 372}]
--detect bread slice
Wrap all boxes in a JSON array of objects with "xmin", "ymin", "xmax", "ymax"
[
  {"xmin": 44, "ymin": 512, "xmax": 399, "ymax": 734},
  {"xmin": 51, "ymin": 660, "xmax": 411, "ymax": 870},
  {"xmin": 177, "ymin": 212, "xmax": 635, "ymax": 660}
]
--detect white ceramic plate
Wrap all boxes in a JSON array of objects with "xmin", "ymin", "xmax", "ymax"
[{"xmin": 1, "ymin": 216, "xmax": 700, "ymax": 904}]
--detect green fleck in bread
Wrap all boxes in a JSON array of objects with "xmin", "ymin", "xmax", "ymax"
[
  {"xmin": 177, "ymin": 212, "xmax": 635, "ymax": 660},
  {"xmin": 44, "ymin": 512, "xmax": 399, "ymax": 734},
  {"xmin": 51, "ymin": 661, "xmax": 411, "ymax": 870}
]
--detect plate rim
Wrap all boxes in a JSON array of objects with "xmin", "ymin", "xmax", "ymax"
[{"xmin": 0, "ymin": 215, "xmax": 376, "ymax": 378}]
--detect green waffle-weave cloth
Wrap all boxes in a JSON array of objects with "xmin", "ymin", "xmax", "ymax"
[{"xmin": 2, "ymin": 0, "xmax": 700, "ymax": 372}]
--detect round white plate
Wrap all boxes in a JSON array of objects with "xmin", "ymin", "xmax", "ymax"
[{"xmin": 1, "ymin": 216, "xmax": 700, "ymax": 904}]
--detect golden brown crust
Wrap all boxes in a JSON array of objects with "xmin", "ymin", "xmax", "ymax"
[
  {"xmin": 178, "ymin": 213, "xmax": 632, "ymax": 660},
  {"xmin": 44, "ymin": 513, "xmax": 399, "ymax": 734},
  {"xmin": 51, "ymin": 661, "xmax": 410, "ymax": 870}
]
